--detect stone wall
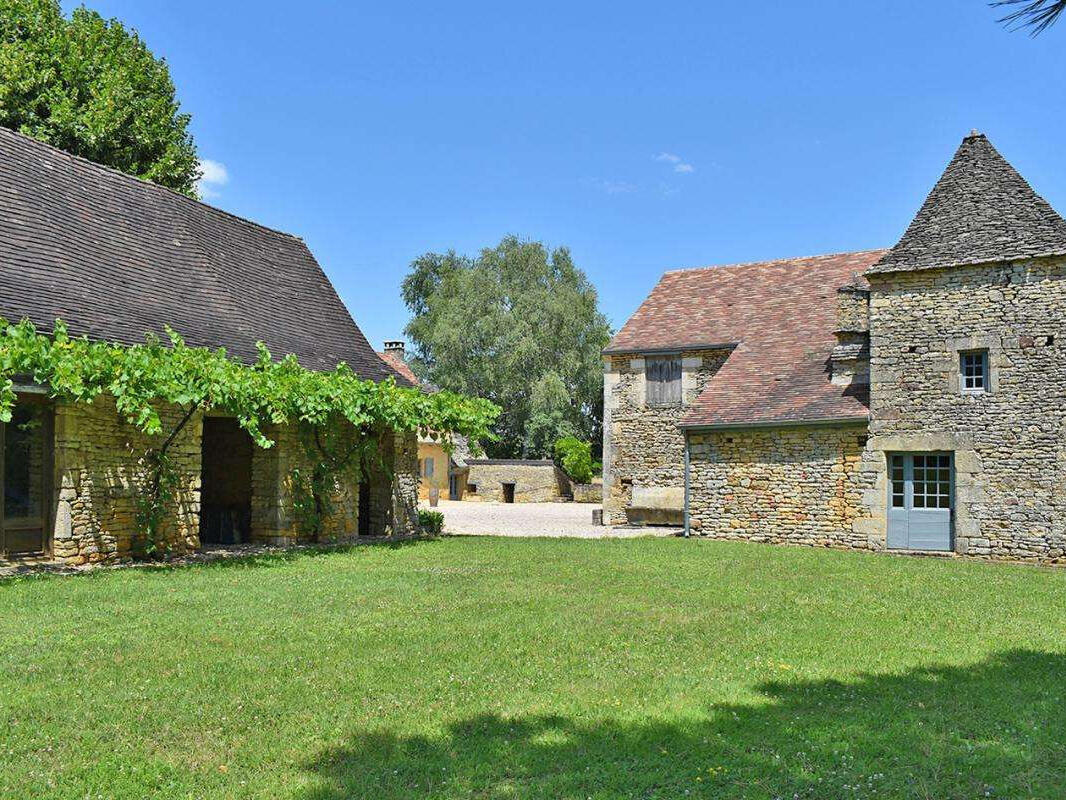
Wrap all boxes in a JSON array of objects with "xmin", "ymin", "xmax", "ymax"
[
  {"xmin": 687, "ymin": 423, "xmax": 874, "ymax": 548},
  {"xmin": 39, "ymin": 397, "xmax": 420, "ymax": 565},
  {"xmin": 602, "ymin": 349, "xmax": 731, "ymax": 524},
  {"xmin": 389, "ymin": 431, "xmax": 420, "ymax": 536},
  {"xmin": 52, "ymin": 396, "xmax": 202, "ymax": 564},
  {"xmin": 862, "ymin": 256, "xmax": 1066, "ymax": 561},
  {"xmin": 248, "ymin": 422, "xmax": 361, "ymax": 545},
  {"xmin": 465, "ymin": 460, "xmax": 569, "ymax": 502}
]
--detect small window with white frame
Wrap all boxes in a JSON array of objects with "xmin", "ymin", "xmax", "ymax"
[{"xmin": 959, "ymin": 349, "xmax": 989, "ymax": 394}]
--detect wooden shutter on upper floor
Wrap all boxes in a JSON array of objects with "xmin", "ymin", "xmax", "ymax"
[{"xmin": 646, "ymin": 356, "xmax": 681, "ymax": 406}]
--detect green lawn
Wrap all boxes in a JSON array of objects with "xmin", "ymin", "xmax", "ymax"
[{"xmin": 2, "ymin": 537, "xmax": 1065, "ymax": 799}]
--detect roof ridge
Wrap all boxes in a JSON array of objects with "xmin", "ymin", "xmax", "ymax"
[
  {"xmin": 662, "ymin": 248, "xmax": 890, "ymax": 275},
  {"xmin": 0, "ymin": 125, "xmax": 305, "ymax": 243}
]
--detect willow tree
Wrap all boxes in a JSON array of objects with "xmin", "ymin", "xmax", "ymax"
[{"xmin": 402, "ymin": 236, "xmax": 611, "ymax": 459}]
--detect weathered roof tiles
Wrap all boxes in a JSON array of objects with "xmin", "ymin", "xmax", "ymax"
[
  {"xmin": 0, "ymin": 126, "xmax": 403, "ymax": 382},
  {"xmin": 606, "ymin": 250, "xmax": 885, "ymax": 428}
]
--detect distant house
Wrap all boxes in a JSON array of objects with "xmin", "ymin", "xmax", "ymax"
[
  {"xmin": 0, "ymin": 127, "xmax": 418, "ymax": 563},
  {"xmin": 605, "ymin": 131, "xmax": 1066, "ymax": 562},
  {"xmin": 377, "ymin": 340, "xmax": 468, "ymax": 501}
]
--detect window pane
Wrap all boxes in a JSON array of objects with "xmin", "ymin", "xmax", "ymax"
[
  {"xmin": 961, "ymin": 351, "xmax": 987, "ymax": 391},
  {"xmin": 4, "ymin": 403, "xmax": 47, "ymax": 521}
]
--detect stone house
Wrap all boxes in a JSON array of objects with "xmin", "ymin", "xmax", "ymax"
[
  {"xmin": 604, "ymin": 131, "xmax": 1066, "ymax": 562},
  {"xmin": 0, "ymin": 127, "xmax": 419, "ymax": 564}
]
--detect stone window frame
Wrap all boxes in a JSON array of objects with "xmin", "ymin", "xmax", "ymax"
[
  {"xmin": 862, "ymin": 432, "xmax": 984, "ymax": 556},
  {"xmin": 944, "ymin": 335, "xmax": 1000, "ymax": 396}
]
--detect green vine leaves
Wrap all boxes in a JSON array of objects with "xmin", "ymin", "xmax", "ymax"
[{"xmin": 0, "ymin": 318, "xmax": 500, "ymax": 448}]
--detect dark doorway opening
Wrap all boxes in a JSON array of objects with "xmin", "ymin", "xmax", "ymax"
[
  {"xmin": 1, "ymin": 397, "xmax": 53, "ymax": 555},
  {"xmin": 358, "ymin": 481, "xmax": 371, "ymax": 537},
  {"xmin": 200, "ymin": 418, "xmax": 252, "ymax": 545},
  {"xmin": 502, "ymin": 482, "xmax": 516, "ymax": 504}
]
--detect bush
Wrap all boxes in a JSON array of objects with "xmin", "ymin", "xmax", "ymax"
[
  {"xmin": 553, "ymin": 436, "xmax": 593, "ymax": 484},
  {"xmin": 418, "ymin": 510, "xmax": 445, "ymax": 535}
]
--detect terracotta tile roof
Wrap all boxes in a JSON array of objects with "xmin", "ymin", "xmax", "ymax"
[
  {"xmin": 0, "ymin": 126, "xmax": 402, "ymax": 382},
  {"xmin": 871, "ymin": 131, "xmax": 1066, "ymax": 274},
  {"xmin": 607, "ymin": 251, "xmax": 885, "ymax": 428},
  {"xmin": 377, "ymin": 350, "xmax": 419, "ymax": 385}
]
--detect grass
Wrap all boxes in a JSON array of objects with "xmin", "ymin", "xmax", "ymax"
[{"xmin": 2, "ymin": 536, "xmax": 1065, "ymax": 799}]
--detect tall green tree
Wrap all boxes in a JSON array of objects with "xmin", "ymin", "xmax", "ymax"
[
  {"xmin": 402, "ymin": 236, "xmax": 612, "ymax": 458},
  {"xmin": 0, "ymin": 0, "xmax": 199, "ymax": 195}
]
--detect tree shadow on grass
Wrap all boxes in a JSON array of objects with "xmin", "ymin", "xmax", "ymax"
[{"xmin": 302, "ymin": 649, "xmax": 1066, "ymax": 799}]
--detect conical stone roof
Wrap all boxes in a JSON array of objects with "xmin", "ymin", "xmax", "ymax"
[{"xmin": 871, "ymin": 131, "xmax": 1066, "ymax": 273}]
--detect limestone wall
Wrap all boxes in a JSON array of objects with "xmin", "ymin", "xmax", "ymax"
[
  {"xmin": 248, "ymin": 423, "xmax": 361, "ymax": 545},
  {"xmin": 389, "ymin": 431, "xmax": 421, "ymax": 536},
  {"xmin": 863, "ymin": 257, "xmax": 1066, "ymax": 560},
  {"xmin": 465, "ymin": 460, "xmax": 569, "ymax": 502},
  {"xmin": 602, "ymin": 349, "xmax": 730, "ymax": 524},
  {"xmin": 52, "ymin": 396, "xmax": 202, "ymax": 564},
  {"xmin": 687, "ymin": 423, "xmax": 874, "ymax": 548},
  {"xmin": 45, "ymin": 397, "xmax": 419, "ymax": 564}
]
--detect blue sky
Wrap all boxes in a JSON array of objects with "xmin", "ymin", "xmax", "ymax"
[{"xmin": 63, "ymin": 1, "xmax": 1066, "ymax": 351}]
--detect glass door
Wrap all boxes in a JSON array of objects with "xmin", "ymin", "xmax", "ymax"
[{"xmin": 886, "ymin": 452, "xmax": 953, "ymax": 552}]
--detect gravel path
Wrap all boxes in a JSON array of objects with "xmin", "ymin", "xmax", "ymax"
[{"xmin": 423, "ymin": 499, "xmax": 679, "ymax": 538}]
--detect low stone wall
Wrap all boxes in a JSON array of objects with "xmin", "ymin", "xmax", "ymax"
[
  {"xmin": 571, "ymin": 481, "xmax": 603, "ymax": 504},
  {"xmin": 465, "ymin": 460, "xmax": 569, "ymax": 503},
  {"xmin": 687, "ymin": 423, "xmax": 875, "ymax": 550}
]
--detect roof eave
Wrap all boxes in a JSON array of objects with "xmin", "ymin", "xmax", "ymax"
[
  {"xmin": 679, "ymin": 414, "xmax": 869, "ymax": 432},
  {"xmin": 602, "ymin": 341, "xmax": 739, "ymax": 356},
  {"xmin": 866, "ymin": 248, "xmax": 1066, "ymax": 277}
]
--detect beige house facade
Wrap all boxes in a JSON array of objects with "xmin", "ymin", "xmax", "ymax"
[{"xmin": 605, "ymin": 131, "xmax": 1066, "ymax": 562}]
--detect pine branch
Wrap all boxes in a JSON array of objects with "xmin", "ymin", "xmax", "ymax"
[{"xmin": 993, "ymin": 0, "xmax": 1066, "ymax": 34}]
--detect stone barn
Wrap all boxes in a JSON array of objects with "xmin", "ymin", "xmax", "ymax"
[
  {"xmin": 0, "ymin": 127, "xmax": 419, "ymax": 564},
  {"xmin": 605, "ymin": 130, "xmax": 1066, "ymax": 562}
]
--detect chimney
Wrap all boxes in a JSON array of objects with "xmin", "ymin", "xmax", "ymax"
[{"xmin": 384, "ymin": 340, "xmax": 405, "ymax": 357}]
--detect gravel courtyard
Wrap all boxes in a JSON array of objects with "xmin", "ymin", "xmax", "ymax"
[{"xmin": 423, "ymin": 499, "xmax": 679, "ymax": 538}]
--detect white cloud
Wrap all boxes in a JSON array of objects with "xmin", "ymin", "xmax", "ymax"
[
  {"xmin": 654, "ymin": 152, "xmax": 694, "ymax": 174},
  {"xmin": 196, "ymin": 158, "xmax": 229, "ymax": 199},
  {"xmin": 583, "ymin": 177, "xmax": 638, "ymax": 195}
]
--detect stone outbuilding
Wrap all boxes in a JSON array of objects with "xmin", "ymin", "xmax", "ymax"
[
  {"xmin": 463, "ymin": 460, "xmax": 571, "ymax": 503},
  {"xmin": 604, "ymin": 130, "xmax": 1066, "ymax": 562},
  {"xmin": 0, "ymin": 127, "xmax": 419, "ymax": 564}
]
